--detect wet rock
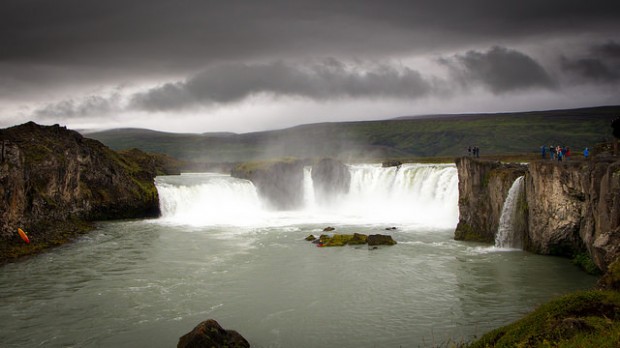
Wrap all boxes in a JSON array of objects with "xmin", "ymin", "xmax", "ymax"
[
  {"xmin": 305, "ymin": 234, "xmax": 316, "ymax": 241},
  {"xmin": 231, "ymin": 159, "xmax": 305, "ymax": 210},
  {"xmin": 178, "ymin": 319, "xmax": 250, "ymax": 348},
  {"xmin": 311, "ymin": 158, "xmax": 350, "ymax": 202},
  {"xmin": 382, "ymin": 160, "xmax": 402, "ymax": 168},
  {"xmin": 323, "ymin": 226, "xmax": 335, "ymax": 232},
  {"xmin": 367, "ymin": 234, "xmax": 397, "ymax": 246}
]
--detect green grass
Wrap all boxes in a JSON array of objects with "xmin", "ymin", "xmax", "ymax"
[
  {"xmin": 86, "ymin": 105, "xmax": 620, "ymax": 164},
  {"xmin": 467, "ymin": 290, "xmax": 620, "ymax": 348}
]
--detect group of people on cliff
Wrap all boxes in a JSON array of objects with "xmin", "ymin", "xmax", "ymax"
[
  {"xmin": 467, "ymin": 146, "xmax": 480, "ymax": 158},
  {"xmin": 540, "ymin": 145, "xmax": 589, "ymax": 161}
]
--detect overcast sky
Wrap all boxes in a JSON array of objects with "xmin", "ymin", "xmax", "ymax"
[{"xmin": 1, "ymin": 0, "xmax": 619, "ymax": 133}]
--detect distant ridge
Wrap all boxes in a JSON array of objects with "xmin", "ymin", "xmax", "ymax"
[
  {"xmin": 393, "ymin": 105, "xmax": 620, "ymax": 121},
  {"xmin": 86, "ymin": 105, "xmax": 620, "ymax": 163}
]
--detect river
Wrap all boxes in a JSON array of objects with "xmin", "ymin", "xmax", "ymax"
[{"xmin": 0, "ymin": 164, "xmax": 596, "ymax": 347}]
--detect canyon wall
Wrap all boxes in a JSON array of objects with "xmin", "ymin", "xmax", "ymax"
[
  {"xmin": 454, "ymin": 157, "xmax": 527, "ymax": 243},
  {"xmin": 0, "ymin": 122, "xmax": 162, "ymax": 263},
  {"xmin": 456, "ymin": 156, "xmax": 620, "ymax": 271}
]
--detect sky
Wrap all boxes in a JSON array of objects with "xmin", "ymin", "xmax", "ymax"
[{"xmin": 1, "ymin": 0, "xmax": 619, "ymax": 133}]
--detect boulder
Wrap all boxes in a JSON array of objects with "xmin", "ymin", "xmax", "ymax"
[
  {"xmin": 367, "ymin": 234, "xmax": 397, "ymax": 246},
  {"xmin": 178, "ymin": 319, "xmax": 250, "ymax": 348}
]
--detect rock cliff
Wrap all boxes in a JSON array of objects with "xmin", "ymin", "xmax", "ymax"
[
  {"xmin": 230, "ymin": 159, "xmax": 305, "ymax": 210},
  {"xmin": 454, "ymin": 157, "xmax": 527, "ymax": 243},
  {"xmin": 526, "ymin": 158, "xmax": 620, "ymax": 270},
  {"xmin": 310, "ymin": 158, "xmax": 350, "ymax": 203},
  {"xmin": 456, "ymin": 156, "xmax": 620, "ymax": 271},
  {"xmin": 0, "ymin": 122, "xmax": 161, "ymax": 263}
]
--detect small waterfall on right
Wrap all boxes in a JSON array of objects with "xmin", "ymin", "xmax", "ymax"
[{"xmin": 495, "ymin": 176, "xmax": 525, "ymax": 249}]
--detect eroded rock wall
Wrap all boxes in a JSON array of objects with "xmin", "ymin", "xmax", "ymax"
[
  {"xmin": 0, "ymin": 122, "xmax": 160, "ymax": 261},
  {"xmin": 454, "ymin": 157, "xmax": 527, "ymax": 243},
  {"xmin": 456, "ymin": 156, "xmax": 620, "ymax": 271},
  {"xmin": 231, "ymin": 159, "xmax": 305, "ymax": 210}
]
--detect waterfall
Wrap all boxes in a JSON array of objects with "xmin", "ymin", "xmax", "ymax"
[
  {"xmin": 156, "ymin": 164, "xmax": 459, "ymax": 228},
  {"xmin": 156, "ymin": 173, "xmax": 264, "ymax": 226},
  {"xmin": 495, "ymin": 176, "xmax": 525, "ymax": 249}
]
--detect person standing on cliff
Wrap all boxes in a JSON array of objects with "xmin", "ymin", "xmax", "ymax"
[
  {"xmin": 541, "ymin": 145, "xmax": 546, "ymax": 159},
  {"xmin": 584, "ymin": 147, "xmax": 590, "ymax": 159},
  {"xmin": 550, "ymin": 145, "xmax": 555, "ymax": 160}
]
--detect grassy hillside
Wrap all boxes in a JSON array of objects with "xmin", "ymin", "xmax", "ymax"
[{"xmin": 86, "ymin": 105, "xmax": 620, "ymax": 163}]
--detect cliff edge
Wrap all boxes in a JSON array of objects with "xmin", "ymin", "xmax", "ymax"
[
  {"xmin": 0, "ymin": 122, "xmax": 161, "ymax": 264},
  {"xmin": 456, "ymin": 156, "xmax": 620, "ymax": 271}
]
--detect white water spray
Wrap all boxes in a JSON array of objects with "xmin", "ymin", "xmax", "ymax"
[
  {"xmin": 156, "ymin": 164, "xmax": 459, "ymax": 228},
  {"xmin": 495, "ymin": 176, "xmax": 525, "ymax": 249}
]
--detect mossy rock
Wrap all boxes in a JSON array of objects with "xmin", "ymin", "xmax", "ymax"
[
  {"xmin": 467, "ymin": 290, "xmax": 620, "ymax": 348},
  {"xmin": 305, "ymin": 234, "xmax": 316, "ymax": 241},
  {"xmin": 598, "ymin": 259, "xmax": 620, "ymax": 291}
]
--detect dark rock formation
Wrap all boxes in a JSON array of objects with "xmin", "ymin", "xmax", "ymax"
[
  {"xmin": 178, "ymin": 319, "xmax": 250, "ymax": 348},
  {"xmin": 367, "ymin": 234, "xmax": 397, "ymax": 246},
  {"xmin": 454, "ymin": 157, "xmax": 527, "ymax": 243},
  {"xmin": 456, "ymin": 156, "xmax": 620, "ymax": 271},
  {"xmin": 526, "ymin": 158, "xmax": 620, "ymax": 270},
  {"xmin": 0, "ymin": 122, "xmax": 161, "ymax": 264},
  {"xmin": 231, "ymin": 159, "xmax": 304, "ymax": 210},
  {"xmin": 382, "ymin": 160, "xmax": 402, "ymax": 168},
  {"xmin": 311, "ymin": 158, "xmax": 350, "ymax": 202}
]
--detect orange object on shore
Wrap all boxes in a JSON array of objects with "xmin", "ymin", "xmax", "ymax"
[{"xmin": 17, "ymin": 228, "xmax": 30, "ymax": 244}]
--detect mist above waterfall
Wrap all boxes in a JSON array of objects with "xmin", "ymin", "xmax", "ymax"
[{"xmin": 156, "ymin": 163, "xmax": 458, "ymax": 228}]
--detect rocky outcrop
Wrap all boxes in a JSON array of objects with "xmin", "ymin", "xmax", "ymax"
[
  {"xmin": 178, "ymin": 319, "xmax": 250, "ymax": 348},
  {"xmin": 307, "ymin": 233, "xmax": 396, "ymax": 247},
  {"xmin": 454, "ymin": 157, "xmax": 527, "ymax": 243},
  {"xmin": 526, "ymin": 158, "xmax": 620, "ymax": 270},
  {"xmin": 0, "ymin": 122, "xmax": 161, "ymax": 263},
  {"xmin": 231, "ymin": 159, "xmax": 305, "ymax": 210},
  {"xmin": 456, "ymin": 156, "xmax": 620, "ymax": 271},
  {"xmin": 311, "ymin": 158, "xmax": 350, "ymax": 202}
]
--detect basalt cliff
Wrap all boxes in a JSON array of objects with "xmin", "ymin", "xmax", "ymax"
[
  {"xmin": 456, "ymin": 156, "xmax": 620, "ymax": 271},
  {"xmin": 0, "ymin": 122, "xmax": 165, "ymax": 264}
]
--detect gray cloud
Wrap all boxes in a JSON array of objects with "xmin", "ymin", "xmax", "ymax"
[
  {"xmin": 130, "ymin": 60, "xmax": 434, "ymax": 111},
  {"xmin": 34, "ymin": 94, "xmax": 122, "ymax": 120},
  {"xmin": 561, "ymin": 41, "xmax": 620, "ymax": 83},
  {"xmin": 440, "ymin": 46, "xmax": 556, "ymax": 93}
]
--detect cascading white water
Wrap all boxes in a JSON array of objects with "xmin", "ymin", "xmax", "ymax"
[
  {"xmin": 495, "ymin": 176, "xmax": 525, "ymax": 249},
  {"xmin": 156, "ymin": 163, "xmax": 459, "ymax": 228},
  {"xmin": 156, "ymin": 173, "xmax": 265, "ymax": 226},
  {"xmin": 303, "ymin": 164, "xmax": 459, "ymax": 227}
]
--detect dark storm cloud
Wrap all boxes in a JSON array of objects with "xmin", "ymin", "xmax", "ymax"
[
  {"xmin": 440, "ymin": 47, "xmax": 556, "ymax": 93},
  {"xmin": 130, "ymin": 60, "xmax": 434, "ymax": 111},
  {"xmin": 2, "ymin": 0, "xmax": 619, "ymax": 71},
  {"xmin": 561, "ymin": 41, "xmax": 620, "ymax": 83}
]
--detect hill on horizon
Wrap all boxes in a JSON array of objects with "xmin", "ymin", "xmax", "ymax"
[{"xmin": 85, "ymin": 105, "xmax": 620, "ymax": 163}]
